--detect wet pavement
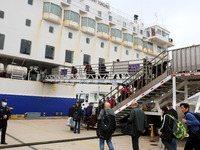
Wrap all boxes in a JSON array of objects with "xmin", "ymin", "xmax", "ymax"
[{"xmin": 0, "ymin": 118, "xmax": 186, "ymax": 150}]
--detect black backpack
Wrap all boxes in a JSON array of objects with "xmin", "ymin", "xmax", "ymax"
[
  {"xmin": 73, "ymin": 108, "xmax": 80, "ymax": 121},
  {"xmin": 97, "ymin": 110, "xmax": 115, "ymax": 140}
]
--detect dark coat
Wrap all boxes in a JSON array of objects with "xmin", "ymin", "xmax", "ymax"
[
  {"xmin": 160, "ymin": 111, "xmax": 174, "ymax": 141},
  {"xmin": 86, "ymin": 105, "xmax": 93, "ymax": 116},
  {"xmin": 68, "ymin": 106, "xmax": 75, "ymax": 117},
  {"xmin": 0, "ymin": 106, "xmax": 11, "ymax": 120}
]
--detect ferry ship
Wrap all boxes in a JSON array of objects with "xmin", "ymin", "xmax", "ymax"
[{"xmin": 0, "ymin": 0, "xmax": 175, "ymax": 116}]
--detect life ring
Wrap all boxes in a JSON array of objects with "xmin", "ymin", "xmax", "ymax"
[{"xmin": 152, "ymin": 31, "xmax": 155, "ymax": 35}]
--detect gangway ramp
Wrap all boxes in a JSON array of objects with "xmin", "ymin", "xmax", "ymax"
[{"xmin": 101, "ymin": 44, "xmax": 200, "ymax": 123}]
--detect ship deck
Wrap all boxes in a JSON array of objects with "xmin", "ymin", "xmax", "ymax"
[{"xmin": 0, "ymin": 118, "xmax": 185, "ymax": 150}]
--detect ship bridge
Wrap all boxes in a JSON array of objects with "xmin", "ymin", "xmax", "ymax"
[{"xmin": 44, "ymin": 45, "xmax": 200, "ymax": 122}]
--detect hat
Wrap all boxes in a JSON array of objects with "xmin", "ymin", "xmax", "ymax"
[
  {"xmin": 90, "ymin": 102, "xmax": 94, "ymax": 104},
  {"xmin": 2, "ymin": 99, "xmax": 7, "ymax": 102},
  {"xmin": 167, "ymin": 102, "xmax": 172, "ymax": 106}
]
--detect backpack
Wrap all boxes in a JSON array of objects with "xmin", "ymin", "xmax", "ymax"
[
  {"xmin": 97, "ymin": 110, "xmax": 115, "ymax": 140},
  {"xmin": 73, "ymin": 68, "xmax": 77, "ymax": 74},
  {"xmin": 166, "ymin": 114, "xmax": 186, "ymax": 140},
  {"xmin": 73, "ymin": 108, "xmax": 80, "ymax": 121}
]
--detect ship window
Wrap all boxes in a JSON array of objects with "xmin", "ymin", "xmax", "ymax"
[
  {"xmin": 68, "ymin": 32, "xmax": 73, "ymax": 39},
  {"xmin": 83, "ymin": 54, "xmax": 91, "ymax": 65},
  {"xmin": 123, "ymin": 33, "xmax": 132, "ymax": 42},
  {"xmin": 43, "ymin": 2, "xmax": 62, "ymax": 18},
  {"xmin": 67, "ymin": 0, "xmax": 71, "ymax": 4},
  {"xmin": 123, "ymin": 22, "xmax": 126, "ymax": 28},
  {"xmin": 126, "ymin": 50, "xmax": 129, "ymax": 55},
  {"xmin": 109, "ymin": 15, "xmax": 112, "ymax": 21},
  {"xmin": 114, "ymin": 46, "xmax": 117, "ymax": 52},
  {"xmin": 157, "ymin": 29, "xmax": 161, "ymax": 35},
  {"xmin": 20, "ymin": 39, "xmax": 32, "ymax": 55},
  {"xmin": 133, "ymin": 26, "xmax": 136, "ymax": 32},
  {"xmin": 98, "ymin": 11, "xmax": 102, "ymax": 17},
  {"xmin": 64, "ymin": 10, "xmax": 80, "ymax": 23},
  {"xmin": 148, "ymin": 42, "xmax": 153, "ymax": 50},
  {"xmin": 25, "ymin": 19, "xmax": 31, "ymax": 27},
  {"xmin": 85, "ymin": 5, "xmax": 89, "ymax": 12},
  {"xmin": 28, "ymin": 0, "xmax": 33, "ymax": 5},
  {"xmin": 140, "ymin": 30, "xmax": 143, "ymax": 35},
  {"xmin": 97, "ymin": 23, "xmax": 109, "ymax": 33},
  {"xmin": 157, "ymin": 46, "xmax": 162, "ymax": 53},
  {"xmin": 45, "ymin": 45, "xmax": 54, "ymax": 59},
  {"xmin": 49, "ymin": 26, "xmax": 54, "ymax": 33},
  {"xmin": 0, "ymin": 10, "xmax": 4, "ymax": 19},
  {"xmin": 65, "ymin": 50, "xmax": 73, "ymax": 63},
  {"xmin": 146, "ymin": 31, "xmax": 150, "ymax": 37},
  {"xmin": 0, "ymin": 34, "xmax": 5, "ymax": 50},
  {"xmin": 101, "ymin": 42, "xmax": 104, "ymax": 48},
  {"xmin": 86, "ymin": 38, "xmax": 90, "ymax": 44},
  {"xmin": 99, "ymin": 58, "xmax": 105, "ymax": 63},
  {"xmin": 143, "ymin": 41, "xmax": 147, "ymax": 48},
  {"xmin": 111, "ymin": 28, "xmax": 122, "ymax": 38},
  {"xmin": 82, "ymin": 17, "xmax": 95, "ymax": 29},
  {"xmin": 136, "ymin": 53, "xmax": 139, "ymax": 58}
]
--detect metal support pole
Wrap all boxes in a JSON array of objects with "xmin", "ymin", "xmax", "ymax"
[
  {"xmin": 195, "ymin": 95, "xmax": 200, "ymax": 113},
  {"xmin": 173, "ymin": 76, "xmax": 176, "ymax": 110},
  {"xmin": 184, "ymin": 79, "xmax": 188, "ymax": 102}
]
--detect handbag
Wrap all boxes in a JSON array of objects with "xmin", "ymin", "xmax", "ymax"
[
  {"xmin": 67, "ymin": 117, "xmax": 75, "ymax": 127},
  {"xmin": 121, "ymin": 123, "xmax": 136, "ymax": 136}
]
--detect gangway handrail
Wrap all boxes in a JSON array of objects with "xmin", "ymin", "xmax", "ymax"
[{"xmin": 98, "ymin": 50, "xmax": 170, "ymax": 111}]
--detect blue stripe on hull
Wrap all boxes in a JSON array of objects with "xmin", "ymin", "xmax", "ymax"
[{"xmin": 0, "ymin": 94, "xmax": 76, "ymax": 116}]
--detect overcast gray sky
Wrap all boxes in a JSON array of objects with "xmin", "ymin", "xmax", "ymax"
[{"xmin": 103, "ymin": 0, "xmax": 200, "ymax": 49}]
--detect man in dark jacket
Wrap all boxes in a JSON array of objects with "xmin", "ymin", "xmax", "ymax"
[
  {"xmin": 73, "ymin": 101, "xmax": 82, "ymax": 134},
  {"xmin": 159, "ymin": 106, "xmax": 174, "ymax": 150},
  {"xmin": 68, "ymin": 104, "xmax": 76, "ymax": 131},
  {"xmin": 167, "ymin": 102, "xmax": 178, "ymax": 150},
  {"xmin": 129, "ymin": 101, "xmax": 146, "ymax": 150},
  {"xmin": 0, "ymin": 99, "xmax": 11, "ymax": 144},
  {"xmin": 97, "ymin": 102, "xmax": 116, "ymax": 150},
  {"xmin": 86, "ymin": 103, "xmax": 93, "ymax": 130},
  {"xmin": 180, "ymin": 103, "xmax": 200, "ymax": 150}
]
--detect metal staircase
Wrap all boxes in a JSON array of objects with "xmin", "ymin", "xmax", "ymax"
[{"xmin": 99, "ymin": 45, "xmax": 200, "ymax": 123}]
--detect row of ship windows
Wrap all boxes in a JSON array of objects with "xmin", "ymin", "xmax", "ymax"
[
  {"xmin": 43, "ymin": 2, "xmax": 169, "ymax": 39},
  {"xmin": 0, "ymin": 34, "xmax": 142, "ymax": 63},
  {"xmin": 0, "ymin": 33, "xmax": 164, "ymax": 58}
]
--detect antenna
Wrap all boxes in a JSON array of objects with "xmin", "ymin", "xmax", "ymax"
[{"xmin": 155, "ymin": 13, "xmax": 158, "ymax": 22}]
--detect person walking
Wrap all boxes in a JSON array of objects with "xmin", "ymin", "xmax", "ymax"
[
  {"xmin": 73, "ymin": 101, "xmax": 82, "ymax": 134},
  {"xmin": 129, "ymin": 101, "xmax": 146, "ymax": 150},
  {"xmin": 180, "ymin": 103, "xmax": 200, "ymax": 150},
  {"xmin": 85, "ymin": 103, "xmax": 93, "ymax": 130},
  {"xmin": 159, "ymin": 106, "xmax": 174, "ymax": 150},
  {"xmin": 167, "ymin": 102, "xmax": 178, "ymax": 150},
  {"xmin": 97, "ymin": 102, "xmax": 116, "ymax": 150},
  {"xmin": 108, "ymin": 96, "xmax": 116, "ymax": 108},
  {"xmin": 68, "ymin": 104, "xmax": 76, "ymax": 131},
  {"xmin": 0, "ymin": 99, "xmax": 11, "ymax": 144}
]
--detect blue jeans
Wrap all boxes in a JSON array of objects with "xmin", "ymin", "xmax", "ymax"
[
  {"xmin": 74, "ymin": 121, "xmax": 80, "ymax": 133},
  {"xmin": 172, "ymin": 138, "xmax": 177, "ymax": 150},
  {"xmin": 99, "ymin": 137, "xmax": 114, "ymax": 150}
]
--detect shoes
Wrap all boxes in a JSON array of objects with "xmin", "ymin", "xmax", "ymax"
[{"xmin": 1, "ymin": 142, "xmax": 7, "ymax": 144}]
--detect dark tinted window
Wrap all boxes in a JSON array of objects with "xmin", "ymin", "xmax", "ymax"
[
  {"xmin": 83, "ymin": 54, "xmax": 91, "ymax": 65},
  {"xmin": 28, "ymin": 0, "xmax": 33, "ymax": 5},
  {"xmin": 20, "ymin": 39, "xmax": 32, "ymax": 55},
  {"xmin": 101, "ymin": 42, "xmax": 104, "ymax": 48},
  {"xmin": 0, "ymin": 10, "xmax": 4, "ymax": 19},
  {"xmin": 0, "ymin": 34, "xmax": 5, "ymax": 50},
  {"xmin": 68, "ymin": 32, "xmax": 73, "ymax": 39},
  {"xmin": 86, "ymin": 38, "xmax": 90, "ymax": 44},
  {"xmin": 26, "ymin": 19, "xmax": 31, "ymax": 26},
  {"xmin": 45, "ymin": 45, "xmax": 54, "ymax": 59},
  {"xmin": 65, "ymin": 50, "xmax": 73, "ymax": 63},
  {"xmin": 49, "ymin": 26, "xmax": 54, "ymax": 33}
]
